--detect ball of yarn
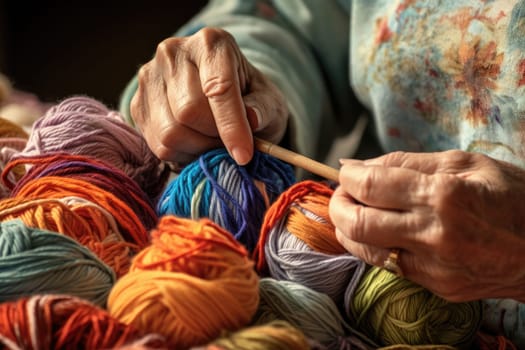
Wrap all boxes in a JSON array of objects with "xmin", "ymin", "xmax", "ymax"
[
  {"xmin": 0, "ymin": 116, "xmax": 29, "ymax": 198},
  {"xmin": 4, "ymin": 153, "xmax": 158, "ymax": 233},
  {"xmin": 0, "ymin": 219, "xmax": 115, "ymax": 306},
  {"xmin": 481, "ymin": 298, "xmax": 524, "ymax": 349},
  {"xmin": 0, "ymin": 196, "xmax": 137, "ymax": 277},
  {"xmin": 253, "ymin": 278, "xmax": 375, "ymax": 349},
  {"xmin": 197, "ymin": 320, "xmax": 311, "ymax": 350},
  {"xmin": 7, "ymin": 174, "xmax": 152, "ymax": 248},
  {"xmin": 157, "ymin": 148, "xmax": 295, "ymax": 252},
  {"xmin": 0, "ymin": 294, "xmax": 168, "ymax": 349},
  {"xmin": 18, "ymin": 95, "xmax": 170, "ymax": 200},
  {"xmin": 253, "ymin": 180, "xmax": 366, "ymax": 306},
  {"xmin": 108, "ymin": 216, "xmax": 260, "ymax": 349},
  {"xmin": 348, "ymin": 266, "xmax": 482, "ymax": 348}
]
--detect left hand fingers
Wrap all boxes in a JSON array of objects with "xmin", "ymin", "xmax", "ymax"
[
  {"xmin": 336, "ymin": 233, "xmax": 468, "ymax": 300},
  {"xmin": 334, "ymin": 229, "xmax": 413, "ymax": 276},
  {"xmin": 338, "ymin": 161, "xmax": 440, "ymax": 210},
  {"xmin": 329, "ymin": 186, "xmax": 429, "ymax": 250},
  {"xmin": 346, "ymin": 149, "xmax": 482, "ymax": 175}
]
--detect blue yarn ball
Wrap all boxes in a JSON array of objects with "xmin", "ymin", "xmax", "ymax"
[
  {"xmin": 157, "ymin": 148, "xmax": 295, "ymax": 252},
  {"xmin": 0, "ymin": 219, "xmax": 116, "ymax": 306}
]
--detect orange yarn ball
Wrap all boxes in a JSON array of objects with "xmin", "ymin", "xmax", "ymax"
[
  {"xmin": 8, "ymin": 176, "xmax": 151, "ymax": 248},
  {"xmin": 108, "ymin": 216, "xmax": 259, "ymax": 350},
  {"xmin": 0, "ymin": 196, "xmax": 138, "ymax": 277}
]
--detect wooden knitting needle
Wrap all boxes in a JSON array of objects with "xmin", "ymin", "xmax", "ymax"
[{"xmin": 254, "ymin": 137, "xmax": 340, "ymax": 182}]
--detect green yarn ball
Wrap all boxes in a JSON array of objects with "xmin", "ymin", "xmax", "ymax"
[{"xmin": 348, "ymin": 266, "xmax": 482, "ymax": 349}]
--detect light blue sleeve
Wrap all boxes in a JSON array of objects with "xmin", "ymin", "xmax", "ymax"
[{"xmin": 120, "ymin": 0, "xmax": 358, "ymax": 161}]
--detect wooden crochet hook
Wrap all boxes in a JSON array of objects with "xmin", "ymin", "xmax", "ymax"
[{"xmin": 254, "ymin": 137, "xmax": 340, "ymax": 182}]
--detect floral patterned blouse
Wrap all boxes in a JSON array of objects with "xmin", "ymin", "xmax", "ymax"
[{"xmin": 120, "ymin": 1, "xmax": 525, "ymax": 345}]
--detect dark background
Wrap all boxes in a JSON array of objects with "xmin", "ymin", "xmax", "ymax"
[{"xmin": 0, "ymin": 1, "xmax": 207, "ymax": 109}]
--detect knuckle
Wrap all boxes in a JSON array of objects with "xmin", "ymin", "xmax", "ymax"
[
  {"xmin": 382, "ymin": 151, "xmax": 409, "ymax": 164},
  {"xmin": 428, "ymin": 174, "xmax": 461, "ymax": 214},
  {"xmin": 360, "ymin": 249, "xmax": 381, "ymax": 267},
  {"xmin": 347, "ymin": 205, "xmax": 368, "ymax": 243},
  {"xmin": 129, "ymin": 94, "xmax": 145, "ymax": 124},
  {"xmin": 136, "ymin": 64, "xmax": 151, "ymax": 85},
  {"xmin": 155, "ymin": 37, "xmax": 180, "ymax": 58},
  {"xmin": 355, "ymin": 168, "xmax": 377, "ymax": 202},
  {"xmin": 172, "ymin": 100, "xmax": 202, "ymax": 126},
  {"xmin": 440, "ymin": 149, "xmax": 473, "ymax": 168},
  {"xmin": 151, "ymin": 144, "xmax": 171, "ymax": 161},
  {"xmin": 196, "ymin": 27, "xmax": 234, "ymax": 47},
  {"xmin": 202, "ymin": 76, "xmax": 235, "ymax": 98},
  {"xmin": 152, "ymin": 129, "xmax": 186, "ymax": 162}
]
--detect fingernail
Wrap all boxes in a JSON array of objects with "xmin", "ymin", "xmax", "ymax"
[
  {"xmin": 339, "ymin": 158, "xmax": 363, "ymax": 165},
  {"xmin": 363, "ymin": 159, "xmax": 380, "ymax": 165},
  {"xmin": 246, "ymin": 107, "xmax": 263, "ymax": 131},
  {"xmin": 231, "ymin": 147, "xmax": 251, "ymax": 165}
]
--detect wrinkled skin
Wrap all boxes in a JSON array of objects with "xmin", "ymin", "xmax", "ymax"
[
  {"xmin": 130, "ymin": 27, "xmax": 288, "ymax": 167},
  {"xmin": 132, "ymin": 27, "xmax": 525, "ymax": 303},
  {"xmin": 330, "ymin": 150, "xmax": 525, "ymax": 302}
]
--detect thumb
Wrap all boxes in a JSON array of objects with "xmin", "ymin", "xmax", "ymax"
[{"xmin": 243, "ymin": 86, "xmax": 289, "ymax": 144}]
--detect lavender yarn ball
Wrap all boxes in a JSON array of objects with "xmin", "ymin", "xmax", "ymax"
[
  {"xmin": 17, "ymin": 95, "xmax": 169, "ymax": 200},
  {"xmin": 265, "ymin": 220, "xmax": 367, "ymax": 308}
]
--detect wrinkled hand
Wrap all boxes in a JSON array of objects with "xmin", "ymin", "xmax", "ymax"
[
  {"xmin": 131, "ymin": 27, "xmax": 288, "ymax": 166},
  {"xmin": 329, "ymin": 150, "xmax": 525, "ymax": 302}
]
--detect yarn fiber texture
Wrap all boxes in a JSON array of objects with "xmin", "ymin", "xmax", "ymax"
[
  {"xmin": 108, "ymin": 216, "xmax": 260, "ymax": 349},
  {"xmin": 6, "ymin": 172, "xmax": 152, "ymax": 248},
  {"xmin": 157, "ymin": 147, "xmax": 295, "ymax": 252},
  {"xmin": 0, "ymin": 294, "xmax": 168, "ymax": 350},
  {"xmin": 481, "ymin": 298, "xmax": 524, "ymax": 349},
  {"xmin": 253, "ymin": 277, "xmax": 376, "ymax": 350},
  {"xmin": 254, "ymin": 180, "xmax": 367, "ymax": 307},
  {"xmin": 348, "ymin": 266, "xmax": 482, "ymax": 349},
  {"xmin": 0, "ymin": 219, "xmax": 115, "ymax": 307},
  {"xmin": 0, "ymin": 196, "xmax": 136, "ymax": 277},
  {"xmin": 196, "ymin": 320, "xmax": 311, "ymax": 350},
  {"xmin": 4, "ymin": 153, "xmax": 158, "ymax": 231},
  {"xmin": 18, "ymin": 95, "xmax": 170, "ymax": 200}
]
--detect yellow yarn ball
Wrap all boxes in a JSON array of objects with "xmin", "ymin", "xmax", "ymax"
[
  {"xmin": 203, "ymin": 320, "xmax": 311, "ymax": 350},
  {"xmin": 348, "ymin": 267, "xmax": 482, "ymax": 349}
]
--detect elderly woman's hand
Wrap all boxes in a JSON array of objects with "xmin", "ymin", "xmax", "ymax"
[
  {"xmin": 130, "ymin": 27, "xmax": 288, "ymax": 167},
  {"xmin": 329, "ymin": 150, "xmax": 525, "ymax": 302}
]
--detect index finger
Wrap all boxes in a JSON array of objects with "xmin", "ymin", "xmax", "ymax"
[
  {"xmin": 339, "ymin": 163, "xmax": 432, "ymax": 210},
  {"xmin": 195, "ymin": 30, "xmax": 253, "ymax": 165},
  {"xmin": 359, "ymin": 150, "xmax": 478, "ymax": 175}
]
